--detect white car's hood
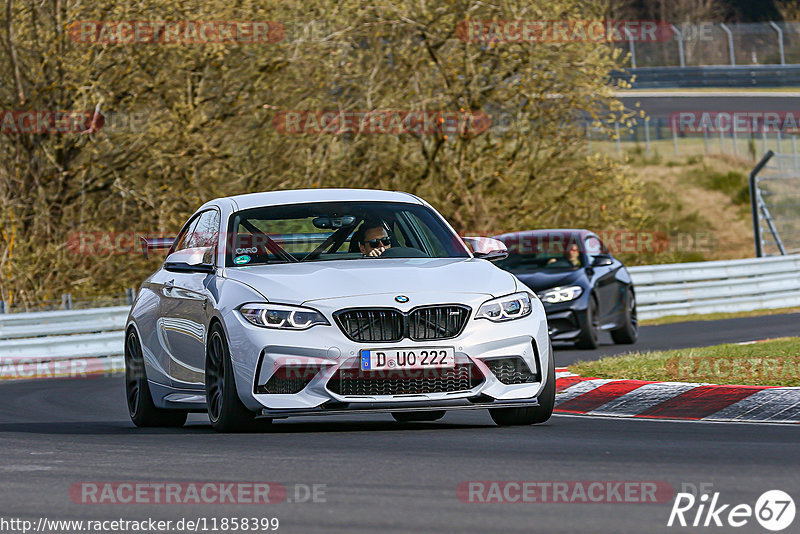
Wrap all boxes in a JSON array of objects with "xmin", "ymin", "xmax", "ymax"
[{"xmin": 222, "ymin": 258, "xmax": 518, "ymax": 305}]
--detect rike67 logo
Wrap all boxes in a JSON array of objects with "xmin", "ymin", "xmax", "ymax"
[{"xmin": 668, "ymin": 489, "xmax": 795, "ymax": 531}]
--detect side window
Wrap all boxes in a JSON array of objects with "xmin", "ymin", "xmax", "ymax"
[
  {"xmin": 173, "ymin": 210, "xmax": 220, "ymax": 253},
  {"xmin": 190, "ymin": 210, "xmax": 220, "ymax": 249},
  {"xmin": 173, "ymin": 216, "xmax": 201, "ymax": 252},
  {"xmin": 584, "ymin": 236, "xmax": 605, "ymax": 258}
]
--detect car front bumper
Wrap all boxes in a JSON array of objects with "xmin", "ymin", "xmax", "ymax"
[{"xmin": 223, "ymin": 293, "xmax": 551, "ymax": 414}]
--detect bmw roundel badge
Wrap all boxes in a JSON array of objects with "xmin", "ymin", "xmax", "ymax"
[{"xmin": 395, "ymin": 295, "xmax": 409, "ymax": 303}]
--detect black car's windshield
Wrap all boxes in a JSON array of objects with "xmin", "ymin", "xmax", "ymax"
[
  {"xmin": 496, "ymin": 234, "xmax": 584, "ymax": 273},
  {"xmin": 225, "ymin": 201, "xmax": 470, "ymax": 266}
]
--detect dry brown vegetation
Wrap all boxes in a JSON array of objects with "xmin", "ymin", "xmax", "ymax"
[{"xmin": 0, "ymin": 0, "xmax": 653, "ymax": 308}]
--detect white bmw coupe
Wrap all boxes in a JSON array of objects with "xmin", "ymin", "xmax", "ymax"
[{"xmin": 126, "ymin": 189, "xmax": 554, "ymax": 432}]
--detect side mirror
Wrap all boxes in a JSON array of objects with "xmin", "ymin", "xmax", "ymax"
[
  {"xmin": 591, "ymin": 254, "xmax": 614, "ymax": 267},
  {"xmin": 164, "ymin": 247, "xmax": 215, "ymax": 273},
  {"xmin": 463, "ymin": 237, "xmax": 509, "ymax": 262}
]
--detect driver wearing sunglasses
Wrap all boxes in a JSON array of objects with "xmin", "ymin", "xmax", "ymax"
[{"xmin": 358, "ymin": 221, "xmax": 392, "ymax": 257}]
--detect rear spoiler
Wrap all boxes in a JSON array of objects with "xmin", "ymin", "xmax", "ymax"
[{"xmin": 140, "ymin": 236, "xmax": 175, "ymax": 259}]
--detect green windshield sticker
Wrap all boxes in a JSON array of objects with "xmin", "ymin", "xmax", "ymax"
[{"xmin": 233, "ymin": 255, "xmax": 251, "ymax": 265}]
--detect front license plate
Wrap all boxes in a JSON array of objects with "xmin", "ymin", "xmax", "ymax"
[{"xmin": 360, "ymin": 347, "xmax": 455, "ymax": 371}]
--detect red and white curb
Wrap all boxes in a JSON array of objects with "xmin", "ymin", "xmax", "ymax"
[{"xmin": 555, "ymin": 368, "xmax": 800, "ymax": 424}]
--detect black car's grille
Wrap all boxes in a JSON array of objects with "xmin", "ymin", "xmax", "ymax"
[
  {"xmin": 327, "ymin": 363, "xmax": 483, "ymax": 396},
  {"xmin": 255, "ymin": 366, "xmax": 319, "ymax": 394},
  {"xmin": 334, "ymin": 306, "xmax": 470, "ymax": 342},
  {"xmin": 485, "ymin": 357, "xmax": 539, "ymax": 385}
]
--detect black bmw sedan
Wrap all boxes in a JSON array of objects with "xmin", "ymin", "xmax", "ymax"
[{"xmin": 493, "ymin": 229, "xmax": 637, "ymax": 349}]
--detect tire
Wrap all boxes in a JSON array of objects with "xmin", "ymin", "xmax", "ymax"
[
  {"xmin": 575, "ymin": 295, "xmax": 599, "ymax": 350},
  {"xmin": 489, "ymin": 341, "xmax": 555, "ymax": 426},
  {"xmin": 610, "ymin": 288, "xmax": 638, "ymax": 345},
  {"xmin": 392, "ymin": 410, "xmax": 446, "ymax": 422},
  {"xmin": 125, "ymin": 329, "xmax": 187, "ymax": 428},
  {"xmin": 205, "ymin": 323, "xmax": 269, "ymax": 433}
]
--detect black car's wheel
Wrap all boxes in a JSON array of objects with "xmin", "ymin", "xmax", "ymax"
[
  {"xmin": 206, "ymin": 323, "xmax": 269, "ymax": 433},
  {"xmin": 489, "ymin": 341, "xmax": 555, "ymax": 426},
  {"xmin": 611, "ymin": 288, "xmax": 638, "ymax": 344},
  {"xmin": 392, "ymin": 410, "xmax": 446, "ymax": 422},
  {"xmin": 125, "ymin": 330, "xmax": 187, "ymax": 428},
  {"xmin": 575, "ymin": 295, "xmax": 599, "ymax": 349}
]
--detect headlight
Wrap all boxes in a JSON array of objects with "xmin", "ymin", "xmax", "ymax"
[
  {"xmin": 539, "ymin": 286, "xmax": 583, "ymax": 304},
  {"xmin": 239, "ymin": 303, "xmax": 330, "ymax": 330},
  {"xmin": 476, "ymin": 292, "xmax": 533, "ymax": 322}
]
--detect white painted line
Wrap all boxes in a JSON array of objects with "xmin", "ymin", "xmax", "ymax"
[
  {"xmin": 588, "ymin": 382, "xmax": 699, "ymax": 417},
  {"xmin": 705, "ymin": 388, "xmax": 800, "ymax": 422},
  {"xmin": 554, "ymin": 379, "xmax": 612, "ymax": 405}
]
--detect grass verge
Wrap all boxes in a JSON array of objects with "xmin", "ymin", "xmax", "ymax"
[{"xmin": 570, "ymin": 337, "xmax": 800, "ymax": 387}]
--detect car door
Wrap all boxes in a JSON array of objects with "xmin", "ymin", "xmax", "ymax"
[
  {"xmin": 584, "ymin": 235, "xmax": 621, "ymax": 324},
  {"xmin": 159, "ymin": 209, "xmax": 220, "ymax": 389}
]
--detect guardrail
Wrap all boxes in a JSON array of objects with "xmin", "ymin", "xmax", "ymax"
[
  {"xmin": 0, "ymin": 254, "xmax": 798, "ymax": 364},
  {"xmin": 629, "ymin": 254, "xmax": 800, "ymax": 319}
]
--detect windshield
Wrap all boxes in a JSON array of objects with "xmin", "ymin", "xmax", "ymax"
[
  {"xmin": 495, "ymin": 234, "xmax": 584, "ymax": 272},
  {"xmin": 225, "ymin": 201, "xmax": 470, "ymax": 266}
]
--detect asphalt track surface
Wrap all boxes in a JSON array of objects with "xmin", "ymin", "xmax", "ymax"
[
  {"xmin": 0, "ymin": 313, "xmax": 798, "ymax": 533},
  {"xmin": 617, "ymin": 94, "xmax": 800, "ymax": 118}
]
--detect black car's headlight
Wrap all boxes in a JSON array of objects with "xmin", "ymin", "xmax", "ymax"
[
  {"xmin": 539, "ymin": 285, "xmax": 583, "ymax": 304},
  {"xmin": 476, "ymin": 292, "xmax": 533, "ymax": 322},
  {"xmin": 239, "ymin": 303, "xmax": 330, "ymax": 330}
]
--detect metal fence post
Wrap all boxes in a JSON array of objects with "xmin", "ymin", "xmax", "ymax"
[
  {"xmin": 732, "ymin": 128, "xmax": 738, "ymax": 156},
  {"xmin": 644, "ymin": 117, "xmax": 651, "ymax": 156},
  {"xmin": 0, "ymin": 301, "xmax": 5, "ymax": 314},
  {"xmin": 623, "ymin": 27, "xmax": 636, "ymax": 68},
  {"xmin": 615, "ymin": 122, "xmax": 622, "ymax": 158},
  {"xmin": 769, "ymin": 22, "xmax": 786, "ymax": 65},
  {"xmin": 720, "ymin": 23, "xmax": 735, "ymax": 66},
  {"xmin": 703, "ymin": 126, "xmax": 710, "ymax": 154},
  {"xmin": 61, "ymin": 293, "xmax": 73, "ymax": 310},
  {"xmin": 719, "ymin": 128, "xmax": 724, "ymax": 153},
  {"xmin": 749, "ymin": 150, "xmax": 774, "ymax": 258},
  {"xmin": 126, "ymin": 288, "xmax": 136, "ymax": 305},
  {"xmin": 793, "ymin": 136, "xmax": 798, "ymax": 174},
  {"xmin": 671, "ymin": 25, "xmax": 685, "ymax": 68},
  {"xmin": 672, "ymin": 119, "xmax": 679, "ymax": 157}
]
